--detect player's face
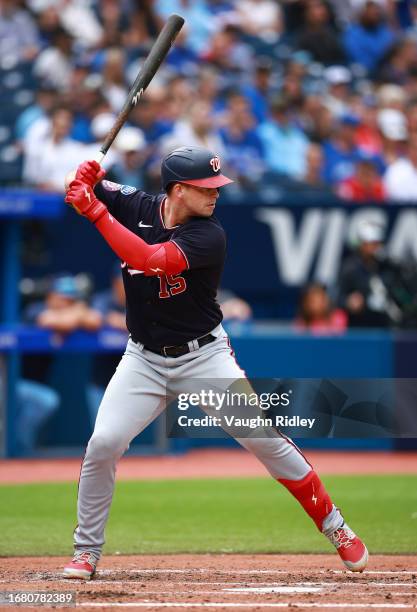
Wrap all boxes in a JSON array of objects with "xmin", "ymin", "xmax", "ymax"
[{"xmin": 180, "ymin": 184, "xmax": 220, "ymax": 217}]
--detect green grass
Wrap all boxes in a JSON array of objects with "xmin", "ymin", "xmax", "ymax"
[{"xmin": 0, "ymin": 475, "xmax": 416, "ymax": 556}]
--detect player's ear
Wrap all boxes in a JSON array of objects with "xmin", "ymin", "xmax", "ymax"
[{"xmin": 174, "ymin": 183, "xmax": 184, "ymax": 198}]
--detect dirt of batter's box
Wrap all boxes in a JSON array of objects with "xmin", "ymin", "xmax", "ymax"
[{"xmin": 1, "ymin": 554, "xmax": 416, "ymax": 611}]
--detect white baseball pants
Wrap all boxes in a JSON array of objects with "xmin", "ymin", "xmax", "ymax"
[{"xmin": 74, "ymin": 327, "xmax": 311, "ymax": 557}]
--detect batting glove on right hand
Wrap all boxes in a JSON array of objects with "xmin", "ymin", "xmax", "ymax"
[{"xmin": 75, "ymin": 160, "xmax": 106, "ymax": 187}]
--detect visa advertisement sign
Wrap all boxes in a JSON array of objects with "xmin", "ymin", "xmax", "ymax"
[{"xmin": 217, "ymin": 205, "xmax": 417, "ymax": 313}]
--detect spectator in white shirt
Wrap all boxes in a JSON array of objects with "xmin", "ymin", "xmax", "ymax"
[
  {"xmin": 0, "ymin": 0, "xmax": 40, "ymax": 62},
  {"xmin": 159, "ymin": 99, "xmax": 225, "ymax": 157},
  {"xmin": 384, "ymin": 134, "xmax": 417, "ymax": 202},
  {"xmin": 377, "ymin": 107, "xmax": 408, "ymax": 166},
  {"xmin": 101, "ymin": 48, "xmax": 128, "ymax": 114},
  {"xmin": 33, "ymin": 26, "xmax": 74, "ymax": 92},
  {"xmin": 236, "ymin": 0, "xmax": 282, "ymax": 43},
  {"xmin": 27, "ymin": 0, "xmax": 103, "ymax": 47},
  {"xmin": 323, "ymin": 66, "xmax": 352, "ymax": 119},
  {"xmin": 23, "ymin": 107, "xmax": 86, "ymax": 192}
]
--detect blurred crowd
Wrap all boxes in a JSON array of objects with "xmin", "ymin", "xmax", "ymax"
[{"xmin": 3, "ymin": 0, "xmax": 417, "ymax": 200}]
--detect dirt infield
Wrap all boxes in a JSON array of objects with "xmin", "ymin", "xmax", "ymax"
[
  {"xmin": 1, "ymin": 449, "xmax": 416, "ymax": 484},
  {"xmin": 1, "ymin": 554, "xmax": 416, "ymax": 611}
]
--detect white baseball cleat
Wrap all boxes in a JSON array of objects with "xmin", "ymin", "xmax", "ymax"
[{"xmin": 63, "ymin": 551, "xmax": 97, "ymax": 580}]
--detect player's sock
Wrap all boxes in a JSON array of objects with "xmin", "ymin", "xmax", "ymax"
[
  {"xmin": 321, "ymin": 504, "xmax": 344, "ymax": 535},
  {"xmin": 278, "ymin": 470, "xmax": 342, "ymax": 531}
]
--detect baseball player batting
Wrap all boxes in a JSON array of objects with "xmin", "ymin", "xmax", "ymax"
[{"xmin": 62, "ymin": 146, "xmax": 368, "ymax": 579}]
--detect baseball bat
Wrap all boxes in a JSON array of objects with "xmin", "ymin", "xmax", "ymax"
[{"xmin": 95, "ymin": 14, "xmax": 185, "ymax": 164}]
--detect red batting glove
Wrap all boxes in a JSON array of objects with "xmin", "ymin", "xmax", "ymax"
[
  {"xmin": 65, "ymin": 180, "xmax": 108, "ymax": 224},
  {"xmin": 75, "ymin": 160, "xmax": 106, "ymax": 187}
]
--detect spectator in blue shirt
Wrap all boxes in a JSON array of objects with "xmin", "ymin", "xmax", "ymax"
[
  {"xmin": 257, "ymin": 95, "xmax": 309, "ymax": 179},
  {"xmin": 240, "ymin": 58, "xmax": 275, "ymax": 124},
  {"xmin": 15, "ymin": 83, "xmax": 58, "ymax": 142},
  {"xmin": 106, "ymin": 126, "xmax": 147, "ymax": 189},
  {"xmin": 16, "ymin": 275, "xmax": 100, "ymax": 454},
  {"xmin": 164, "ymin": 29, "xmax": 201, "ymax": 77},
  {"xmin": 322, "ymin": 114, "xmax": 363, "ymax": 184},
  {"xmin": 130, "ymin": 94, "xmax": 173, "ymax": 144},
  {"xmin": 220, "ymin": 92, "xmax": 265, "ymax": 186},
  {"xmin": 154, "ymin": 0, "xmax": 214, "ymax": 54},
  {"xmin": 343, "ymin": 0, "xmax": 396, "ymax": 75}
]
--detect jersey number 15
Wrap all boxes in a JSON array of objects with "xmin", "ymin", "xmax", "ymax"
[{"xmin": 158, "ymin": 273, "xmax": 187, "ymax": 299}]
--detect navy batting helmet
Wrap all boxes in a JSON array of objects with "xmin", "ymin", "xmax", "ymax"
[{"xmin": 161, "ymin": 146, "xmax": 233, "ymax": 190}]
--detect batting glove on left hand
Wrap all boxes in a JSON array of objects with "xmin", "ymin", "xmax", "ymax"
[{"xmin": 65, "ymin": 180, "xmax": 108, "ymax": 224}]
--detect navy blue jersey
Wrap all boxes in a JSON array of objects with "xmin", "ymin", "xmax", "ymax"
[{"xmin": 94, "ymin": 180, "xmax": 225, "ymax": 349}]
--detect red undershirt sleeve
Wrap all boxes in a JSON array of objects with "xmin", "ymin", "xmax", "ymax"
[{"xmin": 94, "ymin": 211, "xmax": 187, "ymax": 276}]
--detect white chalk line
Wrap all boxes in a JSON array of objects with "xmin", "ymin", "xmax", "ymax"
[
  {"xmin": 77, "ymin": 602, "xmax": 417, "ymax": 609},
  {"xmin": 2, "ymin": 576, "xmax": 415, "ymax": 588},
  {"xmin": 75, "ymin": 590, "xmax": 417, "ymax": 597},
  {"xmin": 94, "ymin": 568, "xmax": 417, "ymax": 576},
  {"xmin": 1, "ymin": 578, "xmax": 415, "ymax": 590},
  {"xmin": 3, "ymin": 567, "xmax": 416, "ymax": 577},
  {"xmin": 1, "ymin": 584, "xmax": 416, "ymax": 598},
  {"xmin": 85, "ymin": 581, "xmax": 416, "ymax": 589},
  {"xmin": 88, "ymin": 590, "xmax": 301, "ymax": 596},
  {"xmin": 225, "ymin": 587, "xmax": 323, "ymax": 594}
]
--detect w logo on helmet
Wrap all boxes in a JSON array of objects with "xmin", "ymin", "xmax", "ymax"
[{"xmin": 210, "ymin": 156, "xmax": 221, "ymax": 173}]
